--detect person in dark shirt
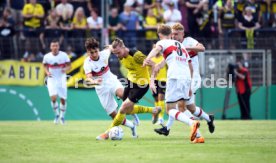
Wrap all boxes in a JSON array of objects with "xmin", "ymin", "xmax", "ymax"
[{"xmin": 234, "ymin": 60, "xmax": 252, "ymax": 120}]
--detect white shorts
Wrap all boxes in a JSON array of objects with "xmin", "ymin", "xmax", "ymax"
[
  {"xmin": 186, "ymin": 78, "xmax": 201, "ymax": 105},
  {"xmin": 165, "ymin": 78, "xmax": 191, "ymax": 103},
  {"xmin": 47, "ymin": 77, "xmax": 67, "ymax": 99},
  {"xmin": 95, "ymin": 76, "xmax": 123, "ymax": 115}
]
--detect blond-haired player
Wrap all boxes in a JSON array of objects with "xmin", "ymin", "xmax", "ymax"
[
  {"xmin": 96, "ymin": 38, "xmax": 161, "ymax": 140},
  {"xmin": 143, "ymin": 24, "xmax": 200, "ymax": 142},
  {"xmin": 83, "ymin": 37, "xmax": 139, "ymax": 138}
]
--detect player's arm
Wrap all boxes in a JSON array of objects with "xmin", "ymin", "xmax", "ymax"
[
  {"xmin": 234, "ymin": 70, "xmax": 246, "ymax": 80},
  {"xmin": 143, "ymin": 45, "xmax": 162, "ymax": 67},
  {"xmin": 62, "ymin": 62, "xmax": 71, "ymax": 73},
  {"xmin": 185, "ymin": 42, "xmax": 205, "ymax": 52},
  {"xmin": 85, "ymin": 73, "xmax": 102, "ymax": 85},
  {"xmin": 43, "ymin": 64, "xmax": 51, "ymax": 77}
]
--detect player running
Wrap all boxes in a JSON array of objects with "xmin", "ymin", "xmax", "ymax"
[
  {"xmin": 83, "ymin": 37, "xmax": 139, "ymax": 138},
  {"xmin": 43, "ymin": 39, "xmax": 71, "ymax": 125},
  {"xmin": 96, "ymin": 38, "xmax": 161, "ymax": 140},
  {"xmin": 143, "ymin": 24, "xmax": 200, "ymax": 142},
  {"xmin": 154, "ymin": 23, "xmax": 215, "ymax": 143}
]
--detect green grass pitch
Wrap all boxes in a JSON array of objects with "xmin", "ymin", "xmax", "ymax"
[{"xmin": 0, "ymin": 120, "xmax": 276, "ymax": 163}]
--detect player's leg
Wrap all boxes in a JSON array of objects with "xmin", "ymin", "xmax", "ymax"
[
  {"xmin": 58, "ymin": 83, "xmax": 67, "ymax": 125},
  {"xmin": 186, "ymin": 94, "xmax": 215, "ymax": 133},
  {"xmin": 47, "ymin": 79, "xmax": 59, "ymax": 124},
  {"xmin": 157, "ymin": 81, "xmax": 166, "ymax": 125},
  {"xmin": 115, "ymin": 86, "xmax": 140, "ymax": 126}
]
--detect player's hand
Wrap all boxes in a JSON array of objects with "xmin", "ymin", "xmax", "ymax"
[
  {"xmin": 94, "ymin": 77, "xmax": 103, "ymax": 85},
  {"xmin": 46, "ymin": 72, "xmax": 52, "ymax": 77},
  {"xmin": 153, "ymin": 63, "xmax": 161, "ymax": 74},
  {"xmin": 61, "ymin": 68, "xmax": 67, "ymax": 73},
  {"xmin": 143, "ymin": 58, "xmax": 151, "ymax": 67},
  {"xmin": 150, "ymin": 79, "xmax": 157, "ymax": 94}
]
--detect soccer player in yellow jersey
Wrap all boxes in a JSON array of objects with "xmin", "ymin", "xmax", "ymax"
[
  {"xmin": 148, "ymin": 45, "xmax": 167, "ymax": 125},
  {"xmin": 96, "ymin": 38, "xmax": 161, "ymax": 140}
]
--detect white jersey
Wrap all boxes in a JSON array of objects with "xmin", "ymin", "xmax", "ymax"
[
  {"xmin": 156, "ymin": 39, "xmax": 191, "ymax": 80},
  {"xmin": 182, "ymin": 37, "xmax": 201, "ymax": 80},
  {"xmin": 43, "ymin": 51, "xmax": 70, "ymax": 79},
  {"xmin": 83, "ymin": 49, "xmax": 123, "ymax": 114}
]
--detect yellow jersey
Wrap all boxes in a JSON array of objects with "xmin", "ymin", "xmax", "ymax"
[
  {"xmin": 145, "ymin": 16, "xmax": 158, "ymax": 40},
  {"xmin": 150, "ymin": 55, "xmax": 167, "ymax": 82},
  {"xmin": 22, "ymin": 3, "xmax": 45, "ymax": 28},
  {"xmin": 120, "ymin": 49, "xmax": 149, "ymax": 85},
  {"xmin": 72, "ymin": 17, "xmax": 87, "ymax": 28}
]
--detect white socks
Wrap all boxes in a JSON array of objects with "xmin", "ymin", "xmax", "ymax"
[
  {"xmin": 51, "ymin": 101, "xmax": 59, "ymax": 116},
  {"xmin": 193, "ymin": 106, "xmax": 210, "ymax": 122},
  {"xmin": 122, "ymin": 118, "xmax": 134, "ymax": 128},
  {"xmin": 168, "ymin": 109, "xmax": 193, "ymax": 126},
  {"xmin": 60, "ymin": 103, "xmax": 66, "ymax": 118},
  {"xmin": 166, "ymin": 115, "xmax": 175, "ymax": 130}
]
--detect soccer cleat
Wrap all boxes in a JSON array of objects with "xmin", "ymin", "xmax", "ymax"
[
  {"xmin": 154, "ymin": 126, "xmax": 170, "ymax": 136},
  {"xmin": 96, "ymin": 132, "xmax": 109, "ymax": 140},
  {"xmin": 190, "ymin": 121, "xmax": 200, "ymax": 141},
  {"xmin": 152, "ymin": 106, "xmax": 162, "ymax": 124},
  {"xmin": 53, "ymin": 115, "xmax": 59, "ymax": 124},
  {"xmin": 192, "ymin": 136, "xmax": 205, "ymax": 143},
  {"xmin": 132, "ymin": 114, "xmax": 140, "ymax": 126},
  {"xmin": 60, "ymin": 117, "xmax": 65, "ymax": 125},
  {"xmin": 131, "ymin": 124, "xmax": 138, "ymax": 138},
  {"xmin": 207, "ymin": 114, "xmax": 215, "ymax": 133}
]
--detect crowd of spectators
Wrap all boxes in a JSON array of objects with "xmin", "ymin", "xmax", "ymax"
[{"xmin": 0, "ymin": 0, "xmax": 276, "ymax": 60}]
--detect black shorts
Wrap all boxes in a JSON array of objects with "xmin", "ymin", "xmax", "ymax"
[
  {"xmin": 123, "ymin": 80, "xmax": 149, "ymax": 103},
  {"xmin": 152, "ymin": 80, "xmax": 166, "ymax": 97}
]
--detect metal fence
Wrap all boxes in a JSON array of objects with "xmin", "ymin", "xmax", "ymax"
[
  {"xmin": 200, "ymin": 49, "xmax": 271, "ymax": 86},
  {"xmin": 0, "ymin": 30, "xmax": 275, "ymax": 85}
]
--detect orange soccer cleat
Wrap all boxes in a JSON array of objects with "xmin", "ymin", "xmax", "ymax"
[
  {"xmin": 96, "ymin": 132, "xmax": 109, "ymax": 140},
  {"xmin": 192, "ymin": 137, "xmax": 205, "ymax": 143},
  {"xmin": 190, "ymin": 121, "xmax": 200, "ymax": 141}
]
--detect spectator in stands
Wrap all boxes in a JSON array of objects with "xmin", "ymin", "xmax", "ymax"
[
  {"xmin": 144, "ymin": 8, "xmax": 158, "ymax": 53},
  {"xmin": 22, "ymin": 0, "xmax": 45, "ymax": 38},
  {"xmin": 144, "ymin": 8, "xmax": 158, "ymax": 40},
  {"xmin": 185, "ymin": 0, "xmax": 201, "ymax": 36},
  {"xmin": 6, "ymin": 0, "xmax": 25, "ymax": 39},
  {"xmin": 163, "ymin": 2, "xmax": 182, "ymax": 26},
  {"xmin": 238, "ymin": 6, "xmax": 260, "ymax": 49},
  {"xmin": 108, "ymin": 7, "xmax": 121, "ymax": 32},
  {"xmin": 235, "ymin": 59, "xmax": 252, "ymax": 120},
  {"xmin": 218, "ymin": 0, "xmax": 236, "ymax": 49},
  {"xmin": 196, "ymin": 1, "xmax": 213, "ymax": 39},
  {"xmin": 72, "ymin": 7, "xmax": 87, "ymax": 30},
  {"xmin": 71, "ymin": 7, "xmax": 87, "ymax": 55},
  {"xmin": 244, "ymin": 0, "xmax": 261, "ymax": 24},
  {"xmin": 152, "ymin": 0, "xmax": 165, "ymax": 23},
  {"xmin": 119, "ymin": 3, "xmax": 139, "ymax": 48},
  {"xmin": 108, "ymin": 7, "xmax": 121, "ymax": 40},
  {"xmin": 0, "ymin": 8, "xmax": 15, "ymax": 59},
  {"xmin": 56, "ymin": 0, "xmax": 74, "ymax": 21},
  {"xmin": 40, "ymin": 9, "xmax": 63, "ymax": 50},
  {"xmin": 87, "ymin": 8, "xmax": 103, "ymax": 30},
  {"xmin": 70, "ymin": 0, "xmax": 90, "ymax": 16}
]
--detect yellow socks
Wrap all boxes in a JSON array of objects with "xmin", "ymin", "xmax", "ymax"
[
  {"xmin": 130, "ymin": 105, "xmax": 153, "ymax": 114},
  {"xmin": 158, "ymin": 100, "xmax": 165, "ymax": 119},
  {"xmin": 108, "ymin": 112, "xmax": 126, "ymax": 129}
]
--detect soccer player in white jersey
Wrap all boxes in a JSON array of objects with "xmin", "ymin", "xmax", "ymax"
[
  {"xmin": 83, "ymin": 37, "xmax": 138, "ymax": 138},
  {"xmin": 43, "ymin": 39, "xmax": 71, "ymax": 125},
  {"xmin": 173, "ymin": 23, "xmax": 215, "ymax": 134},
  {"xmin": 143, "ymin": 24, "xmax": 200, "ymax": 142}
]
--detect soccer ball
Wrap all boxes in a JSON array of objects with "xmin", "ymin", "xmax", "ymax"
[{"xmin": 109, "ymin": 126, "xmax": 124, "ymax": 140}]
